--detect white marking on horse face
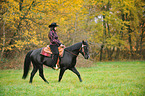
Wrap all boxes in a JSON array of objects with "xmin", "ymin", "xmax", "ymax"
[{"xmin": 82, "ymin": 44, "xmax": 86, "ymax": 48}]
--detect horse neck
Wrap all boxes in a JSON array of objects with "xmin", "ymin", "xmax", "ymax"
[{"xmin": 65, "ymin": 42, "xmax": 82, "ymax": 55}]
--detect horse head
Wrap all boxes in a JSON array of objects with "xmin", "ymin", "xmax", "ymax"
[{"xmin": 80, "ymin": 40, "xmax": 89, "ymax": 59}]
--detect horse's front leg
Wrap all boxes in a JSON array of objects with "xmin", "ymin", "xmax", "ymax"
[
  {"xmin": 58, "ymin": 67, "xmax": 66, "ymax": 82},
  {"xmin": 69, "ymin": 67, "xmax": 82, "ymax": 82}
]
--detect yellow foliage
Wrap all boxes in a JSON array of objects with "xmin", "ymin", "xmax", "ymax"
[{"xmin": 0, "ymin": 0, "xmax": 144, "ymax": 57}]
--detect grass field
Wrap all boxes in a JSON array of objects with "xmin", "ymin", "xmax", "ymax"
[{"xmin": 0, "ymin": 61, "xmax": 145, "ymax": 96}]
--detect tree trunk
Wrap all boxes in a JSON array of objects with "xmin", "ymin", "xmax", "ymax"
[
  {"xmin": 140, "ymin": 22, "xmax": 144, "ymax": 55},
  {"xmin": 103, "ymin": 15, "xmax": 106, "ymax": 43},
  {"xmin": 115, "ymin": 47, "xmax": 120, "ymax": 60},
  {"xmin": 128, "ymin": 25, "xmax": 133, "ymax": 57},
  {"xmin": 1, "ymin": 19, "xmax": 6, "ymax": 58},
  {"xmin": 100, "ymin": 45, "xmax": 104, "ymax": 61},
  {"xmin": 19, "ymin": 0, "xmax": 23, "ymax": 11},
  {"xmin": 107, "ymin": 46, "xmax": 115, "ymax": 60},
  {"xmin": 135, "ymin": 38, "xmax": 139, "ymax": 53}
]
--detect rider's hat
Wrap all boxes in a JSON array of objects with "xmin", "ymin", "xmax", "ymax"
[{"xmin": 49, "ymin": 23, "xmax": 59, "ymax": 28}]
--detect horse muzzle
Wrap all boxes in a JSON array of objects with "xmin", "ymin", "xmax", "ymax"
[{"xmin": 84, "ymin": 55, "xmax": 89, "ymax": 59}]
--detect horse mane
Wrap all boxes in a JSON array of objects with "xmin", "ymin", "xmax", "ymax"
[{"xmin": 65, "ymin": 42, "xmax": 82, "ymax": 51}]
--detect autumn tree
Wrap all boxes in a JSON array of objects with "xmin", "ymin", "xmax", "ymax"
[
  {"xmin": 0, "ymin": 0, "xmax": 144, "ymax": 61},
  {"xmin": 82, "ymin": 0, "xmax": 145, "ymax": 60},
  {"xmin": 0, "ymin": 0, "xmax": 84, "ymax": 58}
]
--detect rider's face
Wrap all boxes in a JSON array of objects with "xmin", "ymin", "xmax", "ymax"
[{"xmin": 54, "ymin": 27, "xmax": 57, "ymax": 30}]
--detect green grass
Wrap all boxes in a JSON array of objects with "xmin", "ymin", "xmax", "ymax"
[{"xmin": 0, "ymin": 61, "xmax": 145, "ymax": 96}]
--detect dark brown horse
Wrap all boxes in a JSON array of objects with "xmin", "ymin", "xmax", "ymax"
[{"xmin": 22, "ymin": 41, "xmax": 89, "ymax": 84}]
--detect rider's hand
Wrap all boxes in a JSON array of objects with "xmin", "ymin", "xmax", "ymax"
[{"xmin": 60, "ymin": 44, "xmax": 65, "ymax": 48}]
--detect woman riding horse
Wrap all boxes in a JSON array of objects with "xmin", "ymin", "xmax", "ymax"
[
  {"xmin": 22, "ymin": 23, "xmax": 89, "ymax": 83},
  {"xmin": 48, "ymin": 23, "xmax": 64, "ymax": 70},
  {"xmin": 22, "ymin": 41, "xmax": 89, "ymax": 83}
]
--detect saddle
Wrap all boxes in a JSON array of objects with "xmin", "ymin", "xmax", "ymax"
[
  {"xmin": 40, "ymin": 45, "xmax": 65, "ymax": 68},
  {"xmin": 40, "ymin": 45, "xmax": 65, "ymax": 57}
]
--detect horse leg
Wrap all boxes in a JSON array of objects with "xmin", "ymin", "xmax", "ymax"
[
  {"xmin": 29, "ymin": 66, "xmax": 38, "ymax": 83},
  {"xmin": 58, "ymin": 68, "xmax": 66, "ymax": 82},
  {"xmin": 38, "ymin": 65, "xmax": 49, "ymax": 84},
  {"xmin": 69, "ymin": 67, "xmax": 82, "ymax": 82}
]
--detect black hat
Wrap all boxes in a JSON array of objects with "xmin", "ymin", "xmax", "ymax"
[{"xmin": 49, "ymin": 23, "xmax": 59, "ymax": 28}]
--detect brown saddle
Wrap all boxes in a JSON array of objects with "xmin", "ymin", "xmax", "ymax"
[{"xmin": 40, "ymin": 45, "xmax": 65, "ymax": 57}]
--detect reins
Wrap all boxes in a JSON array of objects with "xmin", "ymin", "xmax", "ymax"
[
  {"xmin": 65, "ymin": 48, "xmax": 80, "ymax": 56},
  {"xmin": 65, "ymin": 44, "xmax": 86, "ymax": 56}
]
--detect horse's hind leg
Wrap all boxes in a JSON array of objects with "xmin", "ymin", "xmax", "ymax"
[
  {"xmin": 38, "ymin": 65, "xmax": 49, "ymax": 84},
  {"xmin": 69, "ymin": 67, "xmax": 82, "ymax": 82},
  {"xmin": 29, "ymin": 65, "xmax": 38, "ymax": 83}
]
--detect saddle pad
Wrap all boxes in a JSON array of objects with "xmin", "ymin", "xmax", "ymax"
[
  {"xmin": 40, "ymin": 47, "xmax": 51, "ymax": 57},
  {"xmin": 40, "ymin": 45, "xmax": 65, "ymax": 57}
]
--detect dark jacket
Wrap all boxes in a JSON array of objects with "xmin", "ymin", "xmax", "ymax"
[{"xmin": 48, "ymin": 30, "xmax": 61, "ymax": 46}]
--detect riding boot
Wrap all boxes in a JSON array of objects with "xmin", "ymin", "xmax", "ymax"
[{"xmin": 52, "ymin": 54, "xmax": 59, "ymax": 70}]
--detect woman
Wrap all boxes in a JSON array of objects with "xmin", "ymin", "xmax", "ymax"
[{"xmin": 48, "ymin": 23, "xmax": 63, "ymax": 70}]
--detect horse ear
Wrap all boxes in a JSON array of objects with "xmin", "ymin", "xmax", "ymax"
[{"xmin": 82, "ymin": 40, "xmax": 85, "ymax": 44}]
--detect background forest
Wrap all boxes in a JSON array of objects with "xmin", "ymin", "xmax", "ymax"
[{"xmin": 0, "ymin": 0, "xmax": 145, "ymax": 68}]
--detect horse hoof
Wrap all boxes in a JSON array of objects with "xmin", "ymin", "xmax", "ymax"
[{"xmin": 45, "ymin": 81, "xmax": 49, "ymax": 84}]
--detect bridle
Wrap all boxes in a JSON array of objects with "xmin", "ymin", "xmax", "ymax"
[
  {"xmin": 65, "ymin": 44, "xmax": 87, "ymax": 56},
  {"xmin": 81, "ymin": 44, "xmax": 87, "ymax": 56}
]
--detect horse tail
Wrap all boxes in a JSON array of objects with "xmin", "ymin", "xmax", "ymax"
[{"xmin": 22, "ymin": 50, "xmax": 33, "ymax": 79}]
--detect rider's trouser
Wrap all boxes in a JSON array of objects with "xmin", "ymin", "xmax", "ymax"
[{"xmin": 50, "ymin": 45, "xmax": 59, "ymax": 67}]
